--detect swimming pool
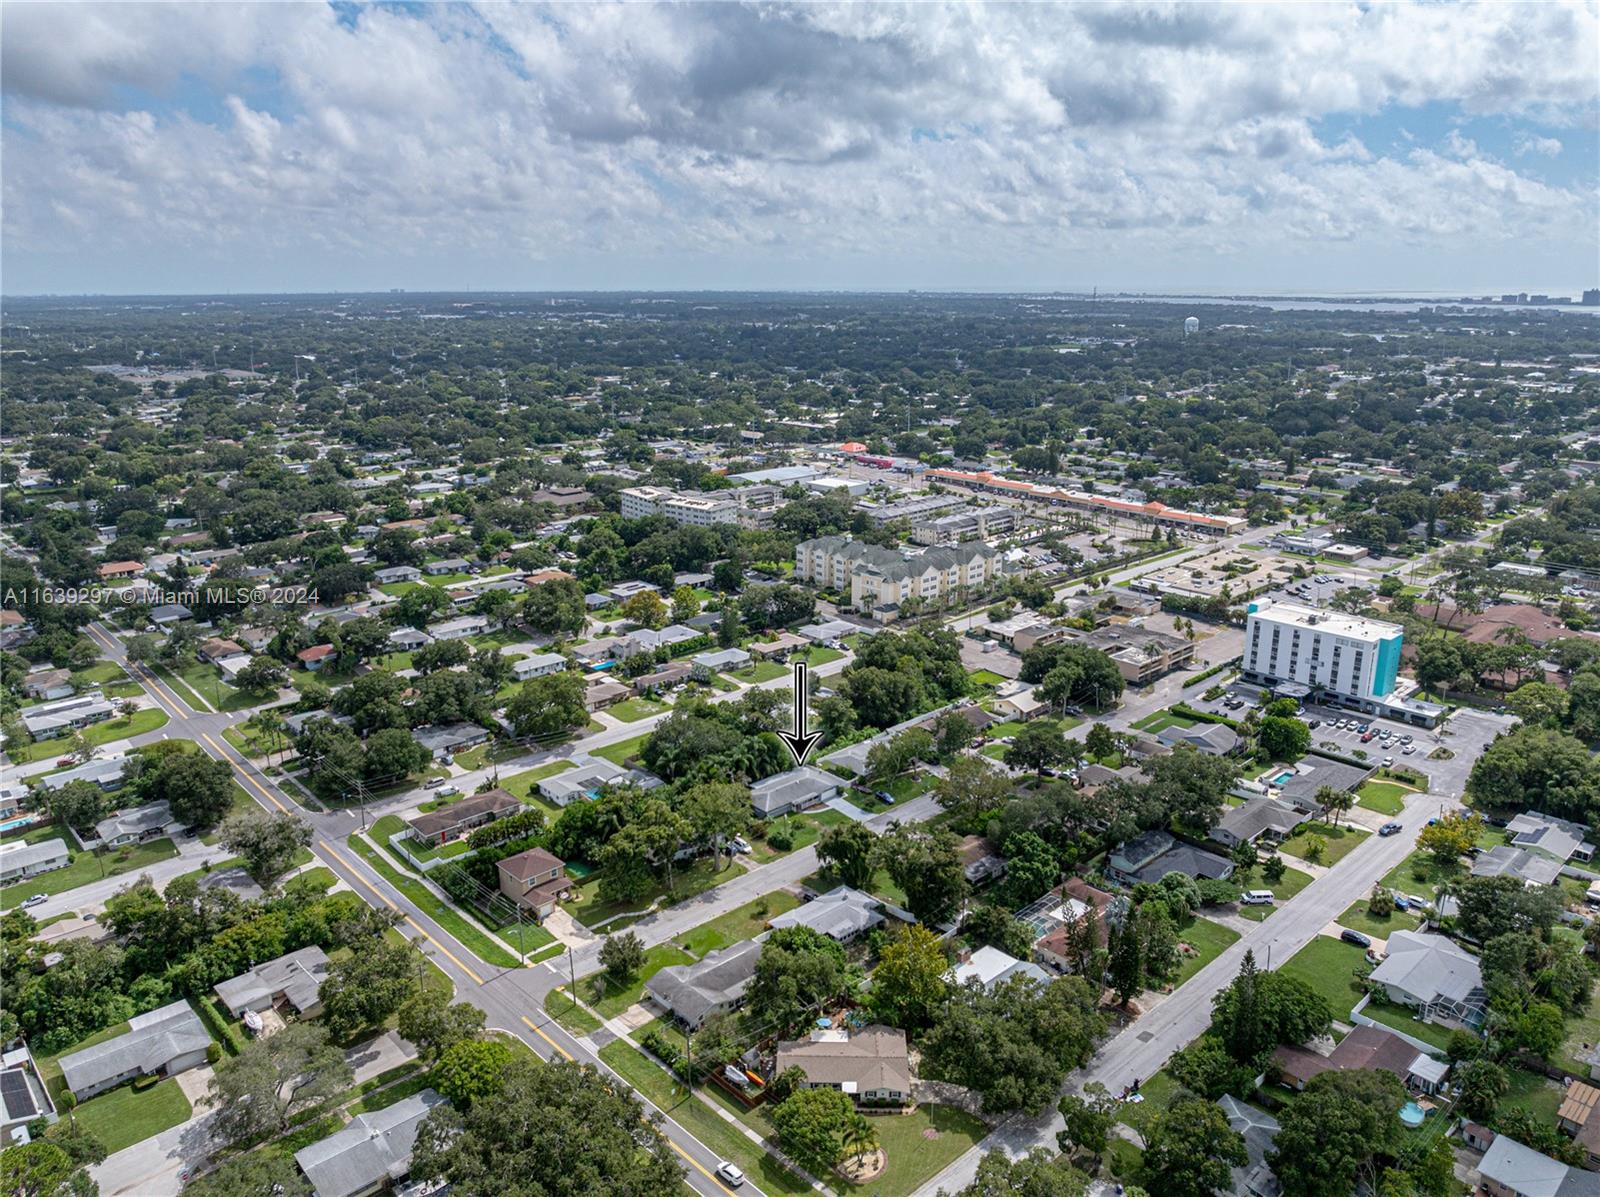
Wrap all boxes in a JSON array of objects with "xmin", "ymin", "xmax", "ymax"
[
  {"xmin": 1271, "ymin": 771, "xmax": 1295, "ymax": 787},
  {"xmin": 0, "ymin": 816, "xmax": 37, "ymax": 833},
  {"xmin": 1398, "ymin": 1101, "xmax": 1426, "ymax": 1128}
]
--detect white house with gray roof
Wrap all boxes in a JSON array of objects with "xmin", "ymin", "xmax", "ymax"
[
  {"xmin": 772, "ymin": 886, "xmax": 908, "ymax": 942},
  {"xmin": 294, "ymin": 1087, "xmax": 447, "ymax": 1197},
  {"xmin": 58, "ymin": 999, "xmax": 211, "ymax": 1099},
  {"xmin": 214, "ymin": 947, "xmax": 330, "ymax": 1018},
  {"xmin": 749, "ymin": 766, "xmax": 841, "ymax": 818},
  {"xmin": 0, "ymin": 838, "xmax": 70, "ymax": 884},
  {"xmin": 646, "ymin": 939, "xmax": 762, "ymax": 1028},
  {"xmin": 90, "ymin": 800, "xmax": 181, "ymax": 847},
  {"xmin": 1367, "ymin": 930, "xmax": 1487, "ymax": 1030}
]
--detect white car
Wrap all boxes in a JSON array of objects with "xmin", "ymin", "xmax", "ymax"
[
  {"xmin": 715, "ymin": 1161, "xmax": 746, "ymax": 1188},
  {"xmin": 1401, "ymin": 744, "xmax": 1416, "ymax": 755},
  {"xmin": 20, "ymin": 894, "xmax": 47, "ymax": 909},
  {"xmin": 1381, "ymin": 756, "xmax": 1394, "ymax": 767},
  {"xmin": 730, "ymin": 837, "xmax": 753, "ymax": 855}
]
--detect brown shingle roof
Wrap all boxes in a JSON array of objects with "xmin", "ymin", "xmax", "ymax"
[
  {"xmin": 407, "ymin": 788, "xmax": 520, "ymax": 839},
  {"xmin": 497, "ymin": 846, "xmax": 565, "ymax": 883}
]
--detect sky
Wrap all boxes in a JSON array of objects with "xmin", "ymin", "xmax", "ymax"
[{"xmin": 3, "ymin": 1, "xmax": 1597, "ymax": 297}]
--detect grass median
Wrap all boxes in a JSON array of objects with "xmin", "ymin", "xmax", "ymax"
[{"xmin": 345, "ymin": 832, "xmax": 522, "ymax": 970}]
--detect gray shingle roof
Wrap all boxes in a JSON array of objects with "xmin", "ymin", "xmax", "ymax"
[
  {"xmin": 58, "ymin": 1000, "xmax": 210, "ymax": 1095},
  {"xmin": 294, "ymin": 1088, "xmax": 447, "ymax": 1197},
  {"xmin": 646, "ymin": 940, "xmax": 762, "ymax": 1025},
  {"xmin": 214, "ymin": 947, "xmax": 330, "ymax": 1015}
]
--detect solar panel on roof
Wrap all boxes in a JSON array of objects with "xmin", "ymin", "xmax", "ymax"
[{"xmin": 1, "ymin": 1070, "xmax": 38, "ymax": 1119}]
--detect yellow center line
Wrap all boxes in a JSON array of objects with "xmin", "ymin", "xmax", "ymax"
[
  {"xmin": 86, "ymin": 625, "xmax": 185, "ymax": 721},
  {"xmin": 202, "ymin": 734, "xmax": 289, "ymax": 814},
  {"xmin": 319, "ymin": 839, "xmax": 486, "ymax": 986},
  {"xmin": 519, "ymin": 1014, "xmax": 574, "ymax": 1061},
  {"xmin": 670, "ymin": 1140, "xmax": 737, "ymax": 1196}
]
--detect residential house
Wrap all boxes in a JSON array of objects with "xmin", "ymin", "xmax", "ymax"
[
  {"xmin": 58, "ymin": 999, "xmax": 211, "ymax": 1099},
  {"xmin": 958, "ymin": 835, "xmax": 1006, "ymax": 885},
  {"xmin": 1277, "ymin": 758, "xmax": 1369, "ymax": 811},
  {"xmin": 1477, "ymin": 1133, "xmax": 1600, "ymax": 1197},
  {"xmin": 426, "ymin": 615, "xmax": 489, "ymax": 641},
  {"xmin": 1472, "ymin": 845, "xmax": 1563, "ymax": 887},
  {"xmin": 991, "ymin": 686, "xmax": 1049, "ymax": 722},
  {"xmin": 1031, "ymin": 879, "xmax": 1119, "ymax": 973},
  {"xmin": 496, "ymin": 848, "xmax": 570, "ymax": 921},
  {"xmin": 0, "ymin": 839, "xmax": 70, "ymax": 885},
  {"xmin": 795, "ymin": 619, "xmax": 862, "ymax": 645},
  {"xmin": 198, "ymin": 637, "xmax": 246, "ymax": 664},
  {"xmin": 951, "ymin": 946, "xmax": 1049, "ymax": 989},
  {"xmin": 540, "ymin": 758, "xmax": 661, "ymax": 807},
  {"xmin": 632, "ymin": 661, "xmax": 694, "ymax": 694},
  {"xmin": 96, "ymin": 560, "xmax": 144, "ymax": 581},
  {"xmin": 691, "ymin": 648, "xmax": 751, "ymax": 678},
  {"xmin": 386, "ymin": 627, "xmax": 433, "ymax": 652},
  {"xmin": 0, "ymin": 1045, "xmax": 56, "ymax": 1141},
  {"xmin": 750, "ymin": 633, "xmax": 809, "ymax": 660},
  {"xmin": 373, "ymin": 565, "xmax": 423, "ymax": 586},
  {"xmin": 646, "ymin": 940, "xmax": 762, "ymax": 1029},
  {"xmin": 749, "ymin": 767, "xmax": 841, "ymax": 818},
  {"xmin": 424, "ymin": 558, "xmax": 472, "ymax": 576},
  {"xmin": 198, "ymin": 867, "xmax": 265, "ymax": 903},
  {"xmin": 1507, "ymin": 811, "xmax": 1595, "ymax": 864},
  {"xmin": 614, "ymin": 624, "xmax": 700, "ymax": 658},
  {"xmin": 297, "ymin": 644, "xmax": 339, "ymax": 671},
  {"xmin": 0, "ymin": 610, "xmax": 34, "ymax": 650},
  {"xmin": 293, "ymin": 1088, "xmax": 448, "ymax": 1197},
  {"xmin": 405, "ymin": 788, "xmax": 521, "ymax": 845},
  {"xmin": 92, "ymin": 801, "xmax": 181, "ymax": 846},
  {"xmin": 511, "ymin": 652, "xmax": 567, "ymax": 681},
  {"xmin": 583, "ymin": 678, "xmax": 630, "ymax": 712},
  {"xmin": 1217, "ymin": 1094, "xmax": 1283, "ymax": 1197},
  {"xmin": 774, "ymin": 1026, "xmax": 911, "ymax": 1105},
  {"xmin": 1157, "ymin": 722, "xmax": 1240, "ymax": 755},
  {"xmin": 22, "ymin": 669, "xmax": 74, "ymax": 701},
  {"xmin": 1209, "ymin": 798, "xmax": 1306, "ymax": 850},
  {"xmin": 19, "ymin": 694, "xmax": 113, "ymax": 740},
  {"xmin": 1106, "ymin": 830, "xmax": 1235, "ymax": 887},
  {"xmin": 1557, "ymin": 1080, "xmax": 1600, "ymax": 1168},
  {"xmin": 771, "ymin": 886, "xmax": 900, "ymax": 942},
  {"xmin": 1366, "ymin": 930, "xmax": 1487, "ymax": 1030},
  {"xmin": 1270, "ymin": 1025, "xmax": 1450, "ymax": 1095},
  {"xmin": 411, "ymin": 722, "xmax": 491, "ymax": 759},
  {"xmin": 214, "ymin": 947, "xmax": 330, "ymax": 1019}
]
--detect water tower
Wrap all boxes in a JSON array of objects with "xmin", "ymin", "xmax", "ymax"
[{"xmin": 1184, "ymin": 316, "xmax": 1200, "ymax": 336}]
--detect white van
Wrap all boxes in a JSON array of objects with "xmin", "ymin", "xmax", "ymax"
[{"xmin": 1241, "ymin": 890, "xmax": 1275, "ymax": 906}]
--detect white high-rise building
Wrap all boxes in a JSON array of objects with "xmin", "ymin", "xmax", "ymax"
[{"xmin": 1242, "ymin": 601, "xmax": 1433, "ymax": 723}]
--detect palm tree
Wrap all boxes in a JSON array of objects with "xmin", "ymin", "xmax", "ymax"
[{"xmin": 841, "ymin": 1112, "xmax": 880, "ymax": 1161}]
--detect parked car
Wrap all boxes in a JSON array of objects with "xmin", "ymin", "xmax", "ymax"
[
  {"xmin": 436, "ymin": 784, "xmax": 461, "ymax": 798},
  {"xmin": 1340, "ymin": 929, "xmax": 1372, "ymax": 948},
  {"xmin": 55, "ymin": 757, "xmax": 75, "ymax": 767},
  {"xmin": 716, "ymin": 1162, "xmax": 746, "ymax": 1188},
  {"xmin": 1379, "ymin": 821, "xmax": 1403, "ymax": 837},
  {"xmin": 731, "ymin": 837, "xmax": 753, "ymax": 855},
  {"xmin": 1400, "ymin": 734, "xmax": 1414, "ymax": 744},
  {"xmin": 1307, "ymin": 719, "xmax": 1321, "ymax": 729},
  {"xmin": 20, "ymin": 895, "xmax": 47, "ymax": 908},
  {"xmin": 1381, "ymin": 756, "xmax": 1394, "ymax": 767},
  {"xmin": 425, "ymin": 777, "xmax": 447, "ymax": 789},
  {"xmin": 1361, "ymin": 731, "xmax": 1376, "ymax": 743},
  {"xmin": 1401, "ymin": 745, "xmax": 1416, "ymax": 755}
]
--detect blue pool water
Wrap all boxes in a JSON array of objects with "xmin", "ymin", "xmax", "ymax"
[
  {"xmin": 0, "ymin": 817, "xmax": 36, "ymax": 833},
  {"xmin": 1272, "ymin": 771, "xmax": 1295, "ymax": 786},
  {"xmin": 1399, "ymin": 1101, "xmax": 1425, "ymax": 1128}
]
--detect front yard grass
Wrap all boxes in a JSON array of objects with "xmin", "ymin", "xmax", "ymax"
[
  {"xmin": 10, "ymin": 708, "xmax": 170, "ymax": 763},
  {"xmin": 747, "ymin": 808, "xmax": 852, "ymax": 863},
  {"xmin": 1115, "ymin": 1070, "xmax": 1178, "ymax": 1138},
  {"xmin": 1278, "ymin": 822, "xmax": 1369, "ymax": 866},
  {"xmin": 500, "ymin": 759, "xmax": 577, "ymax": 801},
  {"xmin": 1277, "ymin": 936, "xmax": 1370, "ymax": 1021},
  {"xmin": 582, "ymin": 944, "xmax": 694, "ymax": 1019},
  {"xmin": 369, "ymin": 814, "xmax": 473, "ymax": 865},
  {"xmin": 544, "ymin": 987, "xmax": 603, "ymax": 1036},
  {"xmin": 799, "ymin": 646, "xmax": 844, "ymax": 668},
  {"xmin": 1380, "ymin": 850, "xmax": 1462, "ymax": 901},
  {"xmin": 1232, "ymin": 862, "xmax": 1315, "ymax": 921},
  {"xmin": 1361, "ymin": 999, "xmax": 1456, "ymax": 1051},
  {"xmin": 1335, "ymin": 899, "xmax": 1422, "ymax": 941},
  {"xmin": 1558, "ymin": 985, "xmax": 1600, "ymax": 1075},
  {"xmin": 609, "ymin": 696, "xmax": 671, "ymax": 723},
  {"xmin": 1356, "ymin": 781, "xmax": 1414, "ymax": 815},
  {"xmin": 729, "ymin": 660, "xmax": 788, "ymax": 685},
  {"xmin": 0, "ymin": 837, "xmax": 179, "ymax": 906},
  {"xmin": 672, "ymin": 891, "xmax": 802, "ymax": 958},
  {"xmin": 70, "ymin": 1076, "xmax": 192, "ymax": 1154},
  {"xmin": 570, "ymin": 856, "xmax": 743, "ymax": 931},
  {"xmin": 593, "ymin": 733, "xmax": 650, "ymax": 766},
  {"xmin": 1172, "ymin": 917, "xmax": 1240, "ymax": 986}
]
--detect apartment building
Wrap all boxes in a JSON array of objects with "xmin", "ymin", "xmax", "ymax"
[
  {"xmin": 910, "ymin": 505, "xmax": 1021, "ymax": 546},
  {"xmin": 619, "ymin": 484, "xmax": 778, "ymax": 529},
  {"xmin": 794, "ymin": 535, "xmax": 1002, "ymax": 622},
  {"xmin": 925, "ymin": 467, "xmax": 1247, "ymax": 537}
]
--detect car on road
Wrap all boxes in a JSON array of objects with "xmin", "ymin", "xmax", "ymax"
[
  {"xmin": 715, "ymin": 1162, "xmax": 746, "ymax": 1188},
  {"xmin": 55, "ymin": 757, "xmax": 75, "ymax": 767},
  {"xmin": 20, "ymin": 895, "xmax": 47, "ymax": 908},
  {"xmin": 1340, "ymin": 929, "xmax": 1372, "ymax": 948},
  {"xmin": 1379, "ymin": 821, "xmax": 1403, "ymax": 837},
  {"xmin": 424, "ymin": 777, "xmax": 447, "ymax": 789}
]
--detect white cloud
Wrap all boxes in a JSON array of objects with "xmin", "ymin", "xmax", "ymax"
[{"xmin": 2, "ymin": 1, "xmax": 1595, "ymax": 290}]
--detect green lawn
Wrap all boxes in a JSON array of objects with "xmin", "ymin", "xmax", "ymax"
[
  {"xmin": 672, "ymin": 891, "xmax": 803, "ymax": 958},
  {"xmin": 500, "ymin": 760, "xmax": 577, "ymax": 799},
  {"xmin": 729, "ymin": 660, "xmax": 788, "ymax": 684},
  {"xmin": 1335, "ymin": 899, "xmax": 1422, "ymax": 941},
  {"xmin": 452, "ymin": 740, "xmax": 528, "ymax": 771},
  {"xmin": 1172, "ymin": 917, "xmax": 1240, "ymax": 987},
  {"xmin": 1115, "ymin": 1070, "xmax": 1179, "ymax": 1138},
  {"xmin": 834, "ymin": 1104, "xmax": 988, "ymax": 1196},
  {"xmin": 148, "ymin": 663, "xmax": 211, "ymax": 712},
  {"xmin": 593, "ymin": 733, "xmax": 651, "ymax": 766},
  {"xmin": 609, "ymin": 696, "xmax": 671, "ymax": 723},
  {"xmin": 70, "ymin": 1077, "xmax": 193, "ymax": 1154},
  {"xmin": 1380, "ymin": 850, "xmax": 1463, "ymax": 901},
  {"xmin": 1361, "ymin": 999, "xmax": 1456, "ymax": 1051},
  {"xmin": 570, "ymin": 856, "xmax": 741, "ymax": 930},
  {"xmin": 70, "ymin": 661, "xmax": 140, "ymax": 698},
  {"xmin": 1131, "ymin": 710, "xmax": 1198, "ymax": 734},
  {"xmin": 1277, "ymin": 936, "xmax": 1370, "ymax": 1021},
  {"xmin": 291, "ymin": 865, "xmax": 338, "ymax": 893},
  {"xmin": 798, "ymin": 646, "xmax": 844, "ymax": 668},
  {"xmin": 0, "ymin": 838, "xmax": 178, "ymax": 906},
  {"xmin": 969, "ymin": 669, "xmax": 1010, "ymax": 688},
  {"xmin": 1558, "ymin": 984, "xmax": 1600, "ymax": 1075},
  {"xmin": 800, "ymin": 865, "xmax": 908, "ymax": 909},
  {"xmin": 747, "ymin": 809, "xmax": 852, "ymax": 863},
  {"xmin": 11, "ymin": 708, "xmax": 170, "ymax": 763},
  {"xmin": 369, "ymin": 814, "xmax": 473, "ymax": 865},
  {"xmin": 582, "ymin": 944, "xmax": 694, "ymax": 1019},
  {"xmin": 597, "ymin": 1039, "xmax": 812, "ymax": 1196},
  {"xmin": 1356, "ymin": 781, "xmax": 1414, "ymax": 816},
  {"xmin": 1278, "ymin": 823, "xmax": 1369, "ymax": 866},
  {"xmin": 347, "ymin": 1072, "xmax": 435, "ymax": 1115},
  {"xmin": 1503, "ymin": 1066, "xmax": 1566, "ymax": 1123},
  {"xmin": 1232, "ymin": 862, "xmax": 1315, "ymax": 921},
  {"xmin": 168, "ymin": 660, "xmax": 258, "ymax": 713},
  {"xmin": 201, "ymin": 783, "xmax": 260, "ymax": 844},
  {"xmin": 544, "ymin": 987, "xmax": 604, "ymax": 1036},
  {"xmin": 345, "ymin": 833, "xmax": 522, "ymax": 969}
]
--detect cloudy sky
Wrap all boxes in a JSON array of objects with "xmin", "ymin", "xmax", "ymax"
[{"xmin": 3, "ymin": 2, "xmax": 1596, "ymax": 296}]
